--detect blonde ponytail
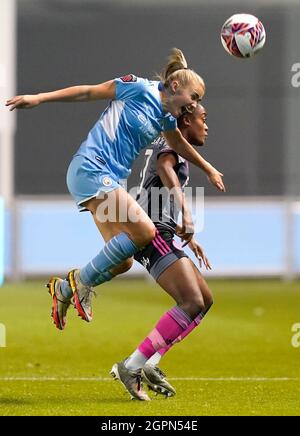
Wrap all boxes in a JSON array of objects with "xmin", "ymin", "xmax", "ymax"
[
  {"xmin": 159, "ymin": 48, "xmax": 206, "ymax": 97},
  {"xmin": 160, "ymin": 48, "xmax": 188, "ymax": 82}
]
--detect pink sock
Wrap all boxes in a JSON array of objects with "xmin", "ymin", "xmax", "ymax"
[
  {"xmin": 138, "ymin": 306, "xmax": 192, "ymax": 359},
  {"xmin": 158, "ymin": 313, "xmax": 203, "ymax": 357}
]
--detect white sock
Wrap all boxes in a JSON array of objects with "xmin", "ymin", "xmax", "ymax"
[
  {"xmin": 146, "ymin": 352, "xmax": 162, "ymax": 367},
  {"xmin": 125, "ymin": 349, "xmax": 148, "ymax": 371}
]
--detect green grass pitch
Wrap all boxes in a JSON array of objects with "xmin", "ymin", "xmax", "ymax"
[{"xmin": 0, "ymin": 278, "xmax": 299, "ymax": 416}]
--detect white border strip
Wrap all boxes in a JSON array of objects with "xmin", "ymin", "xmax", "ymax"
[{"xmin": 0, "ymin": 377, "xmax": 299, "ymax": 382}]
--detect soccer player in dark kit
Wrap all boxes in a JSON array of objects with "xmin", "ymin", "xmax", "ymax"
[{"xmin": 111, "ymin": 104, "xmax": 214, "ymax": 400}]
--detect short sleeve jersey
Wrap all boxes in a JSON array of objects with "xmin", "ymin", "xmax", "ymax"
[{"xmin": 74, "ymin": 75, "xmax": 177, "ymax": 180}]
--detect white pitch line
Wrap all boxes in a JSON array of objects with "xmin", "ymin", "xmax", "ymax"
[
  {"xmin": 0, "ymin": 377, "xmax": 299, "ymax": 382},
  {"xmin": 170, "ymin": 377, "xmax": 300, "ymax": 381}
]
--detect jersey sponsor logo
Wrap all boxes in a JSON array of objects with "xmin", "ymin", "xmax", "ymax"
[
  {"xmin": 137, "ymin": 114, "xmax": 159, "ymax": 139},
  {"xmin": 137, "ymin": 113, "xmax": 147, "ymax": 124},
  {"xmin": 120, "ymin": 74, "xmax": 137, "ymax": 83}
]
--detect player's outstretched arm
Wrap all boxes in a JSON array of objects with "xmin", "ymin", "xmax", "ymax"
[
  {"xmin": 6, "ymin": 80, "xmax": 116, "ymax": 111},
  {"xmin": 163, "ymin": 128, "xmax": 226, "ymax": 192}
]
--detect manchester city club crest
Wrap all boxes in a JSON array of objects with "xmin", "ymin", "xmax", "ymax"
[{"xmin": 102, "ymin": 176, "xmax": 112, "ymax": 187}]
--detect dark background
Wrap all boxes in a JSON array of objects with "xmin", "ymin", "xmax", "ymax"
[{"xmin": 15, "ymin": 0, "xmax": 286, "ymax": 196}]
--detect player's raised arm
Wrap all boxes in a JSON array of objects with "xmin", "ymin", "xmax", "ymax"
[
  {"xmin": 5, "ymin": 80, "xmax": 116, "ymax": 111},
  {"xmin": 163, "ymin": 128, "xmax": 226, "ymax": 192}
]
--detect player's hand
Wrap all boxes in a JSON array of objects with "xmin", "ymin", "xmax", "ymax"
[
  {"xmin": 188, "ymin": 238, "xmax": 212, "ymax": 270},
  {"xmin": 176, "ymin": 216, "xmax": 194, "ymax": 247},
  {"xmin": 207, "ymin": 167, "xmax": 226, "ymax": 192},
  {"xmin": 5, "ymin": 95, "xmax": 41, "ymax": 111}
]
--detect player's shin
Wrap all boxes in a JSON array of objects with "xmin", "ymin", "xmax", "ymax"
[
  {"xmin": 126, "ymin": 306, "xmax": 193, "ymax": 371},
  {"xmin": 79, "ymin": 232, "xmax": 138, "ymax": 286},
  {"xmin": 148, "ymin": 299, "xmax": 213, "ymax": 362}
]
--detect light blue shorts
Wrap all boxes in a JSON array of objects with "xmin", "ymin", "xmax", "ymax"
[{"xmin": 66, "ymin": 155, "xmax": 122, "ymax": 211}]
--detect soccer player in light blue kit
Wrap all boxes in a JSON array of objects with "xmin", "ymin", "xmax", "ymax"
[{"xmin": 6, "ymin": 49, "xmax": 225, "ymax": 398}]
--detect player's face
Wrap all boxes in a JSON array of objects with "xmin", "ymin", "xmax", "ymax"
[
  {"xmin": 187, "ymin": 109, "xmax": 208, "ymax": 146},
  {"xmin": 168, "ymin": 82, "xmax": 204, "ymax": 118}
]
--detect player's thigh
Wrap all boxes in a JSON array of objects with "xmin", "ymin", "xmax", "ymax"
[
  {"xmin": 83, "ymin": 187, "xmax": 155, "ymax": 247},
  {"xmin": 157, "ymin": 257, "xmax": 205, "ymax": 307}
]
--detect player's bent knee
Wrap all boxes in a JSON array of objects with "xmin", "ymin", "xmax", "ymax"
[
  {"xmin": 110, "ymin": 257, "xmax": 134, "ymax": 276},
  {"xmin": 120, "ymin": 257, "xmax": 134, "ymax": 272},
  {"xmin": 180, "ymin": 297, "xmax": 206, "ymax": 320},
  {"xmin": 144, "ymin": 224, "xmax": 156, "ymax": 243},
  {"xmin": 206, "ymin": 298, "xmax": 213, "ymax": 310},
  {"xmin": 203, "ymin": 298, "xmax": 213, "ymax": 315},
  {"xmin": 135, "ymin": 224, "xmax": 156, "ymax": 247}
]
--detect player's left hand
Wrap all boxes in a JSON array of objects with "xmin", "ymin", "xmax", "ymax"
[
  {"xmin": 5, "ymin": 94, "xmax": 41, "ymax": 111},
  {"xmin": 188, "ymin": 238, "xmax": 212, "ymax": 270},
  {"xmin": 207, "ymin": 167, "xmax": 226, "ymax": 192}
]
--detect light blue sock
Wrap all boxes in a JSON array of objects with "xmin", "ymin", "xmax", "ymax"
[
  {"xmin": 61, "ymin": 270, "xmax": 114, "ymax": 298},
  {"xmin": 79, "ymin": 232, "xmax": 138, "ymax": 286},
  {"xmin": 93, "ymin": 270, "xmax": 114, "ymax": 287}
]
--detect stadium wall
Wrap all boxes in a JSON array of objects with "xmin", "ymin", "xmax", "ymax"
[
  {"xmin": 3, "ymin": 197, "xmax": 300, "ymax": 279},
  {"xmin": 0, "ymin": 198, "xmax": 4, "ymax": 285},
  {"xmin": 16, "ymin": 1, "xmax": 290, "ymax": 198}
]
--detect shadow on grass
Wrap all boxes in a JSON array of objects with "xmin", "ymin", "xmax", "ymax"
[{"xmin": 0, "ymin": 397, "xmax": 34, "ymax": 406}]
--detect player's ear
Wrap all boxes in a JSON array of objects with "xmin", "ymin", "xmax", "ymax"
[
  {"xmin": 170, "ymin": 80, "xmax": 179, "ymax": 94},
  {"xmin": 182, "ymin": 114, "xmax": 192, "ymax": 126}
]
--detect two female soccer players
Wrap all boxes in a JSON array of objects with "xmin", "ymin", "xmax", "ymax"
[{"xmin": 6, "ymin": 49, "xmax": 224, "ymax": 400}]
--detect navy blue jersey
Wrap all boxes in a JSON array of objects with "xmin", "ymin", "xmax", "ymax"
[{"xmin": 136, "ymin": 136, "xmax": 189, "ymax": 233}]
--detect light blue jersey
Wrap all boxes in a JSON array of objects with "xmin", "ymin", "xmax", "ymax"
[
  {"xmin": 67, "ymin": 75, "xmax": 177, "ymax": 210},
  {"xmin": 75, "ymin": 75, "xmax": 177, "ymax": 180}
]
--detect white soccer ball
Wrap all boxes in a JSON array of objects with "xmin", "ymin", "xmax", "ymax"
[{"xmin": 220, "ymin": 13, "xmax": 266, "ymax": 58}]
